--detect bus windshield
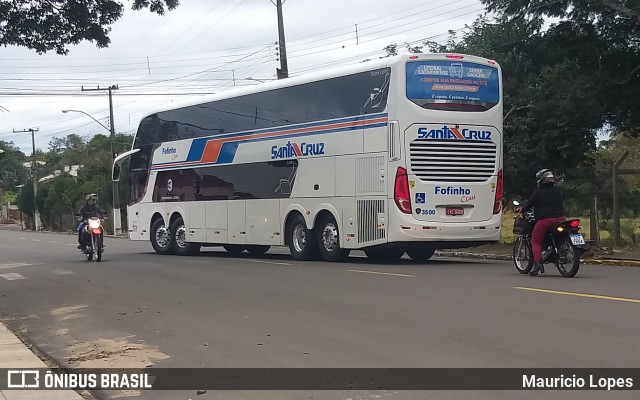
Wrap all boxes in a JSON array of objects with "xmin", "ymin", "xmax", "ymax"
[{"xmin": 406, "ymin": 60, "xmax": 499, "ymax": 112}]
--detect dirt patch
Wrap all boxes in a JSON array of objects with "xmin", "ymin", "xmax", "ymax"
[
  {"xmin": 50, "ymin": 305, "xmax": 89, "ymax": 320},
  {"xmin": 67, "ymin": 337, "xmax": 169, "ymax": 368}
]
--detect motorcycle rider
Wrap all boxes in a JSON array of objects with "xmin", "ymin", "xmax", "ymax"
[
  {"xmin": 521, "ymin": 169, "xmax": 566, "ymax": 276},
  {"xmin": 75, "ymin": 194, "xmax": 106, "ymax": 250}
]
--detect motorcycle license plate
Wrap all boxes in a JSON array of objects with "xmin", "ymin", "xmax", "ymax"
[
  {"xmin": 570, "ymin": 234, "xmax": 585, "ymax": 245},
  {"xmin": 446, "ymin": 207, "xmax": 464, "ymax": 216}
]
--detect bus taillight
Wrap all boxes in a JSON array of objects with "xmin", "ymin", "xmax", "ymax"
[
  {"xmin": 493, "ymin": 169, "xmax": 503, "ymax": 214},
  {"xmin": 394, "ymin": 167, "xmax": 412, "ymax": 214}
]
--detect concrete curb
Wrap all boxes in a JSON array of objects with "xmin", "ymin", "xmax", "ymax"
[
  {"xmin": 0, "ymin": 322, "xmax": 88, "ymax": 399},
  {"xmin": 585, "ymin": 259, "xmax": 640, "ymax": 267},
  {"xmin": 436, "ymin": 250, "xmax": 640, "ymax": 267},
  {"xmin": 436, "ymin": 250, "xmax": 513, "ymax": 261}
]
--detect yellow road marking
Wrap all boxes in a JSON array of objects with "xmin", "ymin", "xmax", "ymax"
[
  {"xmin": 514, "ymin": 287, "xmax": 640, "ymax": 304},
  {"xmin": 348, "ymin": 269, "xmax": 415, "ymax": 277}
]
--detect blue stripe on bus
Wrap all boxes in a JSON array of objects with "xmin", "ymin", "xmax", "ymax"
[
  {"xmin": 217, "ymin": 142, "xmax": 240, "ymax": 164},
  {"xmin": 187, "ymin": 138, "xmax": 208, "ymax": 162},
  {"xmin": 150, "ymin": 120, "xmax": 388, "ymax": 170}
]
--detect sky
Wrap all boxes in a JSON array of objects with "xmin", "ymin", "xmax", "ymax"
[{"xmin": 0, "ymin": 0, "xmax": 488, "ymax": 155}]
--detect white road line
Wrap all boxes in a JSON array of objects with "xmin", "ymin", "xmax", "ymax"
[
  {"xmin": 247, "ymin": 259, "xmax": 294, "ymax": 266},
  {"xmin": 347, "ymin": 269, "xmax": 415, "ymax": 277},
  {"xmin": 49, "ymin": 241, "xmax": 59, "ymax": 244},
  {"xmin": 0, "ymin": 262, "xmax": 35, "ymax": 270},
  {"xmin": 32, "ymin": 239, "xmax": 41, "ymax": 242},
  {"xmin": 19, "ymin": 237, "xmax": 26, "ymax": 240},
  {"xmin": 52, "ymin": 270, "xmax": 75, "ymax": 275},
  {"xmin": 0, "ymin": 273, "xmax": 26, "ymax": 281}
]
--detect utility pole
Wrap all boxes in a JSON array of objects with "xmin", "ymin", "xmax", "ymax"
[
  {"xmin": 272, "ymin": 0, "xmax": 289, "ymax": 79},
  {"xmin": 0, "ymin": 149, "xmax": 3, "ymax": 220},
  {"xmin": 81, "ymin": 85, "xmax": 121, "ymax": 236},
  {"xmin": 13, "ymin": 128, "xmax": 40, "ymax": 231}
]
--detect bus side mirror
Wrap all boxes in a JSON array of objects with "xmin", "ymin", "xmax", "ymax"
[
  {"xmin": 112, "ymin": 148, "xmax": 140, "ymax": 183},
  {"xmin": 112, "ymin": 164, "xmax": 121, "ymax": 182}
]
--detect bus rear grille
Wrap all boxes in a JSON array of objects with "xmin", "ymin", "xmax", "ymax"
[
  {"xmin": 357, "ymin": 199, "xmax": 385, "ymax": 243},
  {"xmin": 409, "ymin": 139, "xmax": 497, "ymax": 183}
]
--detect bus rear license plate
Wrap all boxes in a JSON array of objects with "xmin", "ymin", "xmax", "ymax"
[{"xmin": 446, "ymin": 207, "xmax": 464, "ymax": 216}]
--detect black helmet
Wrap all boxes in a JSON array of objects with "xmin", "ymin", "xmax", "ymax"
[
  {"xmin": 86, "ymin": 193, "xmax": 98, "ymax": 206},
  {"xmin": 535, "ymin": 169, "xmax": 555, "ymax": 186}
]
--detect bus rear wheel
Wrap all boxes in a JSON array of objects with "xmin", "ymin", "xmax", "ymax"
[
  {"xmin": 287, "ymin": 214, "xmax": 318, "ymax": 261},
  {"xmin": 170, "ymin": 217, "xmax": 201, "ymax": 256},
  {"xmin": 316, "ymin": 214, "xmax": 349, "ymax": 262},
  {"xmin": 151, "ymin": 218, "xmax": 174, "ymax": 255}
]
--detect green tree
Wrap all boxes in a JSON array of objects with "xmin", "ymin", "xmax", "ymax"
[
  {"xmin": 1, "ymin": 191, "xmax": 17, "ymax": 204},
  {"xmin": 0, "ymin": 141, "xmax": 26, "ymax": 191},
  {"xmin": 0, "ymin": 0, "xmax": 179, "ymax": 55},
  {"xmin": 24, "ymin": 132, "xmax": 134, "ymax": 231},
  {"xmin": 479, "ymin": 0, "xmax": 640, "ymax": 135}
]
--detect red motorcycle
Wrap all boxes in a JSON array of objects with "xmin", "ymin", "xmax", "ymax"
[{"xmin": 512, "ymin": 201, "xmax": 585, "ymax": 277}]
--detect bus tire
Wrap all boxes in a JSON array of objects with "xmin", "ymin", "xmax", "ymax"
[
  {"xmin": 406, "ymin": 246, "xmax": 436, "ymax": 262},
  {"xmin": 364, "ymin": 245, "xmax": 405, "ymax": 263},
  {"xmin": 246, "ymin": 245, "xmax": 270, "ymax": 256},
  {"xmin": 223, "ymin": 245, "xmax": 246, "ymax": 256},
  {"xmin": 287, "ymin": 214, "xmax": 318, "ymax": 261},
  {"xmin": 316, "ymin": 214, "xmax": 349, "ymax": 262},
  {"xmin": 151, "ymin": 218, "xmax": 174, "ymax": 255},
  {"xmin": 170, "ymin": 217, "xmax": 200, "ymax": 256}
]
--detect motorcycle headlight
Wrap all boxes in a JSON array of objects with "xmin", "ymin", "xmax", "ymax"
[{"xmin": 88, "ymin": 219, "xmax": 101, "ymax": 229}]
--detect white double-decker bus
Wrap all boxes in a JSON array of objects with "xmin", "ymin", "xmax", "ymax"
[{"xmin": 113, "ymin": 53, "xmax": 503, "ymax": 262}]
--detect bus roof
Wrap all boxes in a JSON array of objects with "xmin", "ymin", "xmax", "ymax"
[{"xmin": 136, "ymin": 53, "xmax": 499, "ymax": 124}]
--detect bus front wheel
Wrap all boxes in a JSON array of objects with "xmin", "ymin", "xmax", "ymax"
[{"xmin": 287, "ymin": 214, "xmax": 318, "ymax": 261}]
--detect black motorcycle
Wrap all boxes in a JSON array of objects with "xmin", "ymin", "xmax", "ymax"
[{"xmin": 512, "ymin": 201, "xmax": 586, "ymax": 277}]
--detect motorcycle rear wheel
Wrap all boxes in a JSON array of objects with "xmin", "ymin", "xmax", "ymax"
[
  {"xmin": 555, "ymin": 238, "xmax": 580, "ymax": 277},
  {"xmin": 513, "ymin": 236, "xmax": 533, "ymax": 274}
]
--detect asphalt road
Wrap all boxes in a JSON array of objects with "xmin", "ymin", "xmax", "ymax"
[{"xmin": 0, "ymin": 224, "xmax": 638, "ymax": 400}]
